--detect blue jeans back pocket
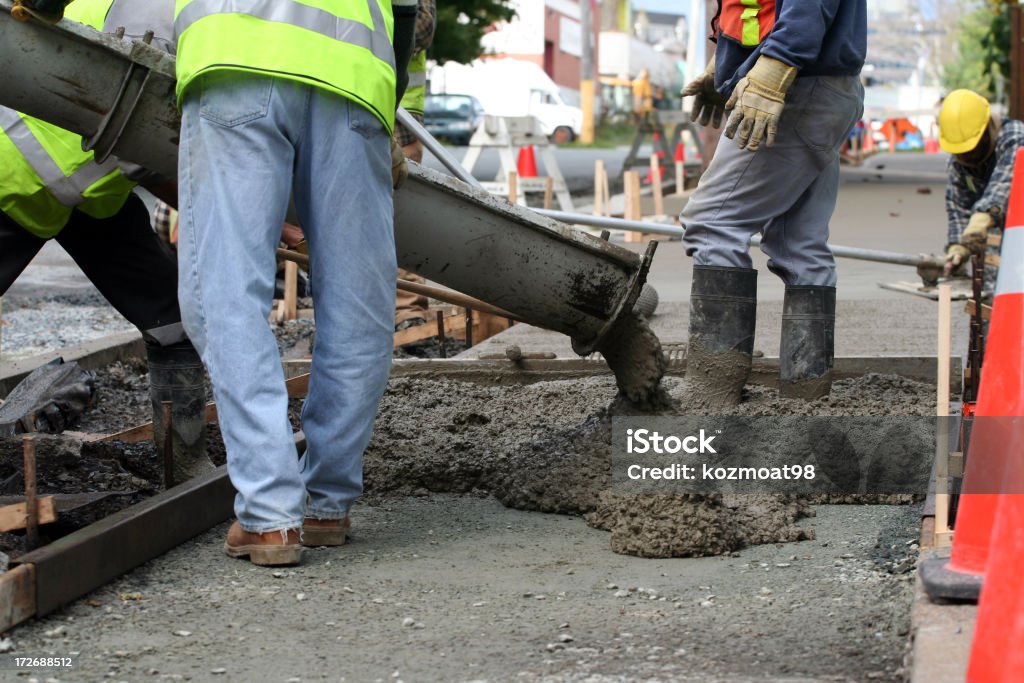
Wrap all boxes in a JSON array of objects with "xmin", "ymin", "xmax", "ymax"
[{"xmin": 199, "ymin": 71, "xmax": 273, "ymax": 128}]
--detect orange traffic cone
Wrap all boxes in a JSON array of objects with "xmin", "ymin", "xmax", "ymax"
[
  {"xmin": 925, "ymin": 138, "xmax": 941, "ymax": 154},
  {"xmin": 652, "ymin": 131, "xmax": 665, "ymax": 159},
  {"xmin": 517, "ymin": 145, "xmax": 538, "ymax": 178},
  {"xmin": 920, "ymin": 147, "xmax": 1024, "ymax": 602},
  {"xmin": 863, "ymin": 125, "xmax": 875, "ymax": 153},
  {"xmin": 967, "ymin": 494, "xmax": 1024, "ymax": 682},
  {"xmin": 674, "ymin": 142, "xmax": 685, "ymax": 163}
]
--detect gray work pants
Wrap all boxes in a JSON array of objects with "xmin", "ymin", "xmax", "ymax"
[{"xmin": 681, "ymin": 76, "xmax": 865, "ymax": 287}]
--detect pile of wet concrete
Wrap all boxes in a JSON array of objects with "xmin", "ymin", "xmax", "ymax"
[{"xmin": 0, "ymin": 351, "xmax": 934, "ymax": 559}]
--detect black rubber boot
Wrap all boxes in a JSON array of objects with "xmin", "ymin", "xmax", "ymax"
[
  {"xmin": 147, "ymin": 341, "xmax": 212, "ymax": 486},
  {"xmin": 685, "ymin": 266, "xmax": 757, "ymax": 409},
  {"xmin": 779, "ymin": 286, "xmax": 836, "ymax": 400}
]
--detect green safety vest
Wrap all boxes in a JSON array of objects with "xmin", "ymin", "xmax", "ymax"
[
  {"xmin": 174, "ymin": 0, "xmax": 398, "ymax": 132},
  {"xmin": 400, "ymin": 50, "xmax": 427, "ymax": 116},
  {"xmin": 0, "ymin": 0, "xmax": 142, "ymax": 239}
]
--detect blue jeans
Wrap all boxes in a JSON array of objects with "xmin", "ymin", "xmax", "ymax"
[
  {"xmin": 682, "ymin": 76, "xmax": 865, "ymax": 287},
  {"xmin": 177, "ymin": 72, "xmax": 395, "ymax": 532}
]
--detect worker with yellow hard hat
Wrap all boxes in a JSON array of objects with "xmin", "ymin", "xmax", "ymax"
[{"xmin": 938, "ymin": 89, "xmax": 1024, "ymax": 283}]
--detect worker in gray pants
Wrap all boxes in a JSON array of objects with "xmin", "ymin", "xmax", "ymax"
[{"xmin": 679, "ymin": 0, "xmax": 866, "ymax": 405}]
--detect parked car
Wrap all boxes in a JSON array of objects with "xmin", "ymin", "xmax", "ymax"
[{"xmin": 423, "ymin": 94, "xmax": 485, "ymax": 145}]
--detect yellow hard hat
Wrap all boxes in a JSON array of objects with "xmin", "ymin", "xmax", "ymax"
[{"xmin": 938, "ymin": 90, "xmax": 991, "ymax": 154}]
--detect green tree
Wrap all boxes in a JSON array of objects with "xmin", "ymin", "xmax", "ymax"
[
  {"xmin": 431, "ymin": 0, "xmax": 517, "ymax": 65},
  {"xmin": 943, "ymin": 1, "xmax": 1010, "ymax": 102}
]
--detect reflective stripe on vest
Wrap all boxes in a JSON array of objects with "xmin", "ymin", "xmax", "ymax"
[
  {"xmin": 400, "ymin": 51, "xmax": 427, "ymax": 115},
  {"xmin": 718, "ymin": 0, "xmax": 775, "ymax": 47},
  {"xmin": 174, "ymin": 0, "xmax": 394, "ymax": 68},
  {"xmin": 0, "ymin": 108, "xmax": 119, "ymax": 208}
]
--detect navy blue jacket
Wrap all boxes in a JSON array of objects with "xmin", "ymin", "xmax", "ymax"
[{"xmin": 714, "ymin": 0, "xmax": 867, "ymax": 96}]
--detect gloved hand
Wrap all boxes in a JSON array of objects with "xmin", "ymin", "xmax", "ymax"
[
  {"xmin": 944, "ymin": 243, "xmax": 971, "ymax": 277},
  {"xmin": 391, "ymin": 136, "xmax": 408, "ymax": 190},
  {"xmin": 724, "ymin": 55, "xmax": 798, "ymax": 151},
  {"xmin": 681, "ymin": 56, "xmax": 726, "ymax": 128},
  {"xmin": 961, "ymin": 211, "xmax": 994, "ymax": 253}
]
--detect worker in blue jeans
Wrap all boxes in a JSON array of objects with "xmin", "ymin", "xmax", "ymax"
[
  {"xmin": 679, "ymin": 0, "xmax": 866, "ymax": 405},
  {"xmin": 173, "ymin": 0, "xmax": 416, "ymax": 566}
]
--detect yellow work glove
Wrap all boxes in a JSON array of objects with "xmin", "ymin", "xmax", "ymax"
[
  {"xmin": 681, "ymin": 56, "xmax": 727, "ymax": 129},
  {"xmin": 944, "ymin": 243, "xmax": 971, "ymax": 277},
  {"xmin": 724, "ymin": 55, "xmax": 798, "ymax": 151},
  {"xmin": 961, "ymin": 211, "xmax": 994, "ymax": 254},
  {"xmin": 391, "ymin": 136, "xmax": 408, "ymax": 190}
]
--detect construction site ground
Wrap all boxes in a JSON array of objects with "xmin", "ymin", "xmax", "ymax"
[{"xmin": 0, "ymin": 153, "xmax": 974, "ymax": 682}]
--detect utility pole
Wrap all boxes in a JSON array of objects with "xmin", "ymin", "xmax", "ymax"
[
  {"xmin": 1012, "ymin": 1, "xmax": 1024, "ymax": 119},
  {"xmin": 580, "ymin": 0, "xmax": 595, "ymax": 143}
]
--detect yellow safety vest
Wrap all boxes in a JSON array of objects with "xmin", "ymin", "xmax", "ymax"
[
  {"xmin": 0, "ymin": 0, "xmax": 146, "ymax": 239},
  {"xmin": 174, "ymin": 0, "xmax": 397, "ymax": 132},
  {"xmin": 400, "ymin": 50, "xmax": 427, "ymax": 116}
]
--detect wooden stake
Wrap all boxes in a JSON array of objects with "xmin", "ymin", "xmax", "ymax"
[
  {"xmin": 650, "ymin": 153, "xmax": 664, "ymax": 216},
  {"xmin": 22, "ymin": 435, "xmax": 38, "ymax": 551},
  {"xmin": 283, "ymin": 260, "xmax": 298, "ymax": 321},
  {"xmin": 675, "ymin": 160, "xmax": 684, "ymax": 195},
  {"xmin": 934, "ymin": 283, "xmax": 953, "ymax": 546},
  {"xmin": 507, "ymin": 170, "xmax": 518, "ymax": 205},
  {"xmin": 602, "ymin": 164, "xmax": 611, "ymax": 217},
  {"xmin": 543, "ymin": 176, "xmax": 554, "ymax": 210},
  {"xmin": 593, "ymin": 160, "xmax": 604, "ymax": 216},
  {"xmin": 624, "ymin": 171, "xmax": 643, "ymax": 243}
]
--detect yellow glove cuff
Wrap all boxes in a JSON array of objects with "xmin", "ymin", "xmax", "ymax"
[{"xmin": 747, "ymin": 55, "xmax": 798, "ymax": 94}]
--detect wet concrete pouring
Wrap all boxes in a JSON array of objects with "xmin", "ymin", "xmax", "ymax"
[{"xmin": 0, "ymin": 318, "xmax": 929, "ymax": 681}]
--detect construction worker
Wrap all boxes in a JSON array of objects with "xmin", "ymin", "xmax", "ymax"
[
  {"xmin": 393, "ymin": 0, "xmax": 436, "ymax": 334},
  {"xmin": 938, "ymin": 89, "xmax": 1024, "ymax": 288},
  {"xmin": 1, "ymin": 0, "xmax": 211, "ymax": 483},
  {"xmin": 173, "ymin": 0, "xmax": 416, "ymax": 565},
  {"xmin": 678, "ymin": 0, "xmax": 866, "ymax": 405},
  {"xmin": 632, "ymin": 69, "xmax": 653, "ymax": 126}
]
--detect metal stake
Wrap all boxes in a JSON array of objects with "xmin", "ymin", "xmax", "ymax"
[
  {"xmin": 436, "ymin": 311, "xmax": 447, "ymax": 359},
  {"xmin": 22, "ymin": 434, "xmax": 38, "ymax": 551}
]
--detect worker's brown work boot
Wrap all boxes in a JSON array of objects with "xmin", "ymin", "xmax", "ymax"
[
  {"xmin": 684, "ymin": 266, "xmax": 758, "ymax": 409},
  {"xmin": 301, "ymin": 516, "xmax": 351, "ymax": 547},
  {"xmin": 224, "ymin": 521, "xmax": 302, "ymax": 566}
]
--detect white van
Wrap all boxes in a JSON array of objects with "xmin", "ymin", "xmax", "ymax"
[{"xmin": 429, "ymin": 59, "xmax": 583, "ymax": 144}]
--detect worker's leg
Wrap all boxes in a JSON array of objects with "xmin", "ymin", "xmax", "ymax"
[
  {"xmin": 177, "ymin": 72, "xmax": 304, "ymax": 531},
  {"xmin": 57, "ymin": 195, "xmax": 210, "ymax": 481},
  {"xmin": 293, "ymin": 92, "xmax": 395, "ymax": 521},
  {"xmin": 55, "ymin": 195, "xmax": 183, "ymax": 341},
  {"xmin": 757, "ymin": 77, "xmax": 864, "ymax": 286},
  {"xmin": 681, "ymin": 77, "xmax": 862, "ymax": 268},
  {"xmin": 755, "ymin": 77, "xmax": 863, "ymax": 399},
  {"xmin": 0, "ymin": 212, "xmax": 46, "ymax": 294}
]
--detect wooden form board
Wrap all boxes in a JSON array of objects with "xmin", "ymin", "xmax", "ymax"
[
  {"xmin": 393, "ymin": 309, "xmax": 513, "ymax": 348},
  {"xmin": 0, "ymin": 496, "xmax": 56, "ymax": 533},
  {"xmin": 0, "ymin": 564, "xmax": 35, "ymax": 633}
]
